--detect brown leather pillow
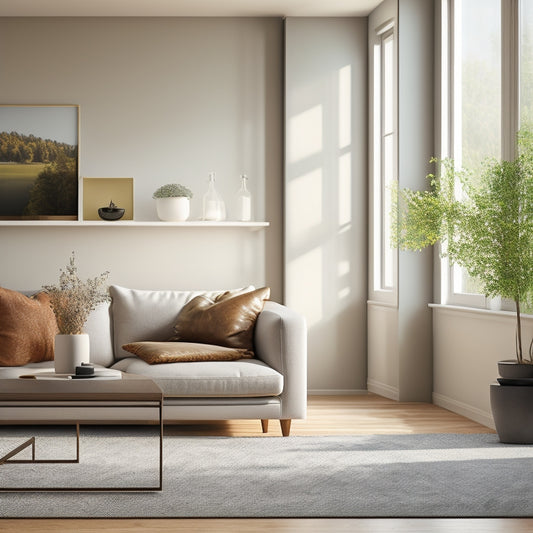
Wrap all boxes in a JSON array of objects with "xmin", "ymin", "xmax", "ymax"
[
  {"xmin": 0, "ymin": 287, "xmax": 59, "ymax": 367},
  {"xmin": 171, "ymin": 287, "xmax": 270, "ymax": 352},
  {"xmin": 122, "ymin": 341, "xmax": 253, "ymax": 364}
]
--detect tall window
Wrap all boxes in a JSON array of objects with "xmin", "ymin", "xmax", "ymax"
[
  {"xmin": 442, "ymin": 0, "xmax": 532, "ymax": 308},
  {"xmin": 371, "ymin": 23, "xmax": 397, "ymax": 302},
  {"xmin": 447, "ymin": 0, "xmax": 501, "ymax": 306}
]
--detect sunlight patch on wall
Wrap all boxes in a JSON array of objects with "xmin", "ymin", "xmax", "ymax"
[
  {"xmin": 287, "ymin": 168, "xmax": 323, "ymax": 241},
  {"xmin": 338, "ymin": 259, "xmax": 351, "ymax": 300},
  {"xmin": 338, "ymin": 259, "xmax": 350, "ymax": 277},
  {"xmin": 338, "ymin": 65, "xmax": 351, "ymax": 149},
  {"xmin": 287, "ymin": 246, "xmax": 323, "ymax": 327},
  {"xmin": 338, "ymin": 152, "xmax": 351, "ymax": 227},
  {"xmin": 287, "ymin": 105, "xmax": 323, "ymax": 163}
]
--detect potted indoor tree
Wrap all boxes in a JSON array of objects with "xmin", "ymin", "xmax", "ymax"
[
  {"xmin": 153, "ymin": 183, "xmax": 193, "ymax": 221},
  {"xmin": 394, "ymin": 128, "xmax": 533, "ymax": 442}
]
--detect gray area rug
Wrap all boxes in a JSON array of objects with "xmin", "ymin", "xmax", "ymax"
[{"xmin": 0, "ymin": 427, "xmax": 532, "ymax": 518}]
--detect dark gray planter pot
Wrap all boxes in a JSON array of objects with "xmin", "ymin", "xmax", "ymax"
[
  {"xmin": 490, "ymin": 383, "xmax": 533, "ymax": 443},
  {"xmin": 498, "ymin": 359, "xmax": 533, "ymax": 378}
]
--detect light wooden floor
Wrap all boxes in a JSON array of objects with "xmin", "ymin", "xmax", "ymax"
[
  {"xmin": 165, "ymin": 393, "xmax": 497, "ymax": 437},
  {"xmin": 2, "ymin": 394, "xmax": 532, "ymax": 533}
]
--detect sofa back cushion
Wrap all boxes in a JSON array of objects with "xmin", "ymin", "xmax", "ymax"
[
  {"xmin": 110, "ymin": 285, "xmax": 210, "ymax": 360},
  {"xmin": 84, "ymin": 302, "xmax": 115, "ymax": 367},
  {"xmin": 171, "ymin": 287, "xmax": 270, "ymax": 351},
  {"xmin": 2, "ymin": 290, "xmax": 114, "ymax": 369},
  {"xmin": 0, "ymin": 288, "xmax": 58, "ymax": 366}
]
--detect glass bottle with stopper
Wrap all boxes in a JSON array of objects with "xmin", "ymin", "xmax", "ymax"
[
  {"xmin": 202, "ymin": 172, "xmax": 226, "ymax": 221},
  {"xmin": 236, "ymin": 174, "xmax": 252, "ymax": 221}
]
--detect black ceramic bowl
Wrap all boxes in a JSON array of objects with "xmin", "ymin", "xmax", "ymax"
[{"xmin": 98, "ymin": 206, "xmax": 125, "ymax": 221}]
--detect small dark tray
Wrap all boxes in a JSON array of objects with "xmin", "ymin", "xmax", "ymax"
[{"xmin": 98, "ymin": 207, "xmax": 125, "ymax": 221}]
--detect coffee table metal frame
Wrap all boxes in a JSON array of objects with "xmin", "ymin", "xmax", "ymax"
[{"xmin": 0, "ymin": 376, "xmax": 163, "ymax": 492}]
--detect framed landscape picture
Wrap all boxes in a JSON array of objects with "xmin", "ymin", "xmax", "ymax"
[{"xmin": 0, "ymin": 105, "xmax": 79, "ymax": 220}]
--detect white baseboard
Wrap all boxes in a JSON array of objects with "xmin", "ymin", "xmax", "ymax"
[
  {"xmin": 367, "ymin": 379, "xmax": 399, "ymax": 401},
  {"xmin": 308, "ymin": 389, "xmax": 368, "ymax": 395},
  {"xmin": 432, "ymin": 392, "xmax": 495, "ymax": 429}
]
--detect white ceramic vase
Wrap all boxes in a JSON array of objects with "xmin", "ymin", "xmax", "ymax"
[
  {"xmin": 54, "ymin": 334, "xmax": 90, "ymax": 374},
  {"xmin": 155, "ymin": 197, "xmax": 190, "ymax": 221}
]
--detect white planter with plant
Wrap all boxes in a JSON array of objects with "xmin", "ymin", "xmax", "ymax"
[
  {"xmin": 153, "ymin": 183, "xmax": 193, "ymax": 221},
  {"xmin": 394, "ymin": 128, "xmax": 533, "ymax": 442},
  {"xmin": 53, "ymin": 334, "xmax": 90, "ymax": 374},
  {"xmin": 43, "ymin": 253, "xmax": 110, "ymax": 374}
]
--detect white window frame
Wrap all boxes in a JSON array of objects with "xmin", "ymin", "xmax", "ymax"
[
  {"xmin": 369, "ymin": 20, "xmax": 398, "ymax": 305},
  {"xmin": 440, "ymin": 0, "xmax": 521, "ymax": 310}
]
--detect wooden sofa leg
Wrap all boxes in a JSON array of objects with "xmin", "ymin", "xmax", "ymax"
[
  {"xmin": 280, "ymin": 419, "xmax": 291, "ymax": 437},
  {"xmin": 261, "ymin": 419, "xmax": 269, "ymax": 433}
]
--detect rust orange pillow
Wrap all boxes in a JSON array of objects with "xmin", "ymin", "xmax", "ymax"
[
  {"xmin": 171, "ymin": 287, "xmax": 270, "ymax": 352},
  {"xmin": 0, "ymin": 288, "xmax": 58, "ymax": 367}
]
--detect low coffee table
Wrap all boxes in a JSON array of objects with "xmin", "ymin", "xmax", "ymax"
[{"xmin": 0, "ymin": 373, "xmax": 163, "ymax": 492}]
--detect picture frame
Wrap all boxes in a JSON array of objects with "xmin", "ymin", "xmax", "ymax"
[
  {"xmin": 82, "ymin": 177, "xmax": 134, "ymax": 221},
  {"xmin": 0, "ymin": 105, "xmax": 79, "ymax": 220}
]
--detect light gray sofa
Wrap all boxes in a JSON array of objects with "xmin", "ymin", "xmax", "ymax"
[{"xmin": 0, "ymin": 285, "xmax": 307, "ymax": 436}]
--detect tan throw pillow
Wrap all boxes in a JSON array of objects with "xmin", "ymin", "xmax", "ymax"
[
  {"xmin": 171, "ymin": 286, "xmax": 270, "ymax": 352},
  {"xmin": 0, "ymin": 288, "xmax": 59, "ymax": 367},
  {"xmin": 122, "ymin": 341, "xmax": 253, "ymax": 364}
]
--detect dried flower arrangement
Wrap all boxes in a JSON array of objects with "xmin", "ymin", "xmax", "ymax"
[{"xmin": 43, "ymin": 252, "xmax": 110, "ymax": 335}]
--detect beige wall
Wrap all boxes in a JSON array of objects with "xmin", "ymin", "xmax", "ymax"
[
  {"xmin": 0, "ymin": 17, "xmax": 283, "ymax": 298},
  {"xmin": 284, "ymin": 18, "xmax": 368, "ymax": 393}
]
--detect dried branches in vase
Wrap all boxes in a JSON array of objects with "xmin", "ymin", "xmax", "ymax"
[{"xmin": 43, "ymin": 252, "xmax": 110, "ymax": 335}]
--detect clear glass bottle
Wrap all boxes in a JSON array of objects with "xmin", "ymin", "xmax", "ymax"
[
  {"xmin": 203, "ymin": 172, "xmax": 225, "ymax": 221},
  {"xmin": 236, "ymin": 174, "xmax": 252, "ymax": 221}
]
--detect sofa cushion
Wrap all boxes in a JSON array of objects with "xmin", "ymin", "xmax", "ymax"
[
  {"xmin": 110, "ymin": 285, "xmax": 255, "ymax": 361},
  {"xmin": 122, "ymin": 341, "xmax": 253, "ymax": 364},
  {"xmin": 111, "ymin": 357, "xmax": 284, "ymax": 397},
  {"xmin": 0, "ymin": 288, "xmax": 58, "ymax": 367},
  {"xmin": 111, "ymin": 285, "xmax": 199, "ymax": 360},
  {"xmin": 13, "ymin": 291, "xmax": 114, "ymax": 368},
  {"xmin": 84, "ymin": 302, "xmax": 114, "ymax": 367},
  {"xmin": 171, "ymin": 287, "xmax": 270, "ymax": 351}
]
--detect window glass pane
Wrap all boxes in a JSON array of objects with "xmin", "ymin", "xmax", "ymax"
[
  {"xmin": 372, "ymin": 43, "xmax": 382, "ymax": 292},
  {"xmin": 455, "ymin": 0, "xmax": 501, "ymax": 171},
  {"xmin": 452, "ymin": 0, "xmax": 500, "ymax": 297},
  {"xmin": 383, "ymin": 34, "xmax": 394, "ymax": 135},
  {"xmin": 521, "ymin": 0, "xmax": 533, "ymax": 125},
  {"xmin": 382, "ymin": 133, "xmax": 394, "ymax": 288},
  {"xmin": 371, "ymin": 28, "xmax": 396, "ymax": 297}
]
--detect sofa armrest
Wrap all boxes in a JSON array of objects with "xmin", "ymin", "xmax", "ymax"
[{"xmin": 254, "ymin": 301, "xmax": 307, "ymax": 419}]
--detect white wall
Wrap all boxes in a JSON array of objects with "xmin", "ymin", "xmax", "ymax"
[
  {"xmin": 0, "ymin": 17, "xmax": 283, "ymax": 299},
  {"xmin": 367, "ymin": 0, "xmax": 434, "ymax": 401},
  {"xmin": 284, "ymin": 18, "xmax": 368, "ymax": 393},
  {"xmin": 433, "ymin": 306, "xmax": 533, "ymax": 428}
]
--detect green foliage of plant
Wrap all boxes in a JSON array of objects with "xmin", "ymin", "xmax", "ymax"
[
  {"xmin": 43, "ymin": 252, "xmax": 110, "ymax": 335},
  {"xmin": 393, "ymin": 128, "xmax": 533, "ymax": 363},
  {"xmin": 152, "ymin": 183, "xmax": 193, "ymax": 199}
]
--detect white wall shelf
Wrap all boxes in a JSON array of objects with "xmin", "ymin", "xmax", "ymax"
[{"xmin": 0, "ymin": 220, "xmax": 269, "ymax": 230}]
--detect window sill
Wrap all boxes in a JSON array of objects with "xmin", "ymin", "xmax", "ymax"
[{"xmin": 429, "ymin": 303, "xmax": 530, "ymax": 321}]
